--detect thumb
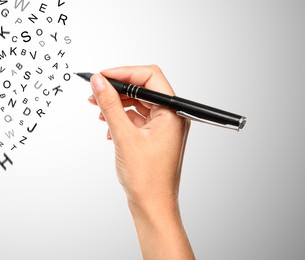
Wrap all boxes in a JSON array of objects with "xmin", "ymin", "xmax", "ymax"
[{"xmin": 91, "ymin": 74, "xmax": 134, "ymax": 140}]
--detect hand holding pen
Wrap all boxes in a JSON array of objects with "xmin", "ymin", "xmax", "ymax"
[
  {"xmin": 87, "ymin": 65, "xmax": 195, "ymax": 259},
  {"xmin": 76, "ymin": 69, "xmax": 246, "ymax": 131}
]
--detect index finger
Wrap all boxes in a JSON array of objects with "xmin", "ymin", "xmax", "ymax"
[{"xmin": 101, "ymin": 65, "xmax": 175, "ymax": 96}]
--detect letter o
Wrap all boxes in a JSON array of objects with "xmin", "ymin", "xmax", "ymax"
[
  {"xmin": 3, "ymin": 80, "xmax": 11, "ymax": 89},
  {"xmin": 4, "ymin": 115, "xmax": 13, "ymax": 123},
  {"xmin": 36, "ymin": 29, "xmax": 43, "ymax": 36}
]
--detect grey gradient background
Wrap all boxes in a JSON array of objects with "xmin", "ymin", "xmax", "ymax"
[{"xmin": 1, "ymin": 0, "xmax": 305, "ymax": 259}]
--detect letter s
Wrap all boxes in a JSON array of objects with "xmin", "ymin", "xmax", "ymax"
[{"xmin": 21, "ymin": 31, "xmax": 31, "ymax": 43}]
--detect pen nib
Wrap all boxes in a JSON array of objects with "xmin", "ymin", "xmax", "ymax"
[{"xmin": 74, "ymin": 72, "xmax": 94, "ymax": 82}]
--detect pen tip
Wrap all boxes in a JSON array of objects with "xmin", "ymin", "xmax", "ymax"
[{"xmin": 74, "ymin": 72, "xmax": 93, "ymax": 82}]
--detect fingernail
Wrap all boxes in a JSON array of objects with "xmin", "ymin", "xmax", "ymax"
[
  {"xmin": 107, "ymin": 129, "xmax": 112, "ymax": 140},
  {"xmin": 91, "ymin": 74, "xmax": 106, "ymax": 94},
  {"xmin": 99, "ymin": 112, "xmax": 105, "ymax": 121},
  {"xmin": 88, "ymin": 95, "xmax": 96, "ymax": 105}
]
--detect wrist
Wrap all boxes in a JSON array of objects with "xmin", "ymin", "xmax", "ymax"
[
  {"xmin": 127, "ymin": 187, "xmax": 181, "ymax": 220},
  {"xmin": 128, "ymin": 195, "xmax": 181, "ymax": 224},
  {"xmin": 128, "ymin": 197, "xmax": 195, "ymax": 260}
]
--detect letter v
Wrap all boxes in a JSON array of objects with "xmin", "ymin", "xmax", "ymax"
[{"xmin": 58, "ymin": 0, "xmax": 65, "ymax": 7}]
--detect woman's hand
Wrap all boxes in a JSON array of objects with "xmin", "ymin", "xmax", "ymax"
[{"xmin": 90, "ymin": 65, "xmax": 194, "ymax": 260}]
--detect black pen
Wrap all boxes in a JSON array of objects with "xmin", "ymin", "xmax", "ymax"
[{"xmin": 75, "ymin": 72, "xmax": 247, "ymax": 131}]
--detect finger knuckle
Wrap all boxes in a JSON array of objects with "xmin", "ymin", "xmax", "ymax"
[{"xmin": 149, "ymin": 64, "xmax": 162, "ymax": 74}]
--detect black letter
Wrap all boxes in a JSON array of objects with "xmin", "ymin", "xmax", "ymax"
[
  {"xmin": 0, "ymin": 153, "xmax": 13, "ymax": 171},
  {"xmin": 19, "ymin": 136, "xmax": 27, "ymax": 145},
  {"xmin": 58, "ymin": 0, "xmax": 65, "ymax": 7},
  {"xmin": 58, "ymin": 14, "xmax": 67, "ymax": 25},
  {"xmin": 10, "ymin": 47, "xmax": 17, "ymax": 56},
  {"xmin": 36, "ymin": 109, "xmax": 45, "ymax": 117},
  {"xmin": 21, "ymin": 31, "xmax": 31, "ymax": 42},
  {"xmin": 39, "ymin": 3, "xmax": 47, "ymax": 13},
  {"xmin": 3, "ymin": 80, "xmax": 11, "ymax": 89},
  {"xmin": 52, "ymin": 85, "xmax": 63, "ymax": 96},
  {"xmin": 28, "ymin": 13, "xmax": 38, "ymax": 24},
  {"xmin": 23, "ymin": 71, "xmax": 31, "ymax": 80},
  {"xmin": 50, "ymin": 32, "xmax": 57, "ymax": 42},
  {"xmin": 27, "ymin": 123, "xmax": 37, "ymax": 133},
  {"xmin": 0, "ymin": 1, "xmax": 9, "ymax": 5},
  {"xmin": 8, "ymin": 98, "xmax": 17, "ymax": 108},
  {"xmin": 0, "ymin": 26, "xmax": 10, "ymax": 39}
]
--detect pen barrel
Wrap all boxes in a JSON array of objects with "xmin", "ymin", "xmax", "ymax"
[
  {"xmin": 135, "ymin": 87, "xmax": 172, "ymax": 106},
  {"xmin": 107, "ymin": 78, "xmax": 125, "ymax": 93},
  {"xmin": 106, "ymin": 78, "xmax": 246, "ymax": 130},
  {"xmin": 107, "ymin": 79, "xmax": 172, "ymax": 106},
  {"xmin": 169, "ymin": 96, "xmax": 243, "ymax": 128}
]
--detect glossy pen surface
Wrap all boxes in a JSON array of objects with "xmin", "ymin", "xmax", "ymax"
[{"xmin": 75, "ymin": 72, "xmax": 246, "ymax": 131}]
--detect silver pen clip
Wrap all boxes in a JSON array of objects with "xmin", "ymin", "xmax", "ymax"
[{"xmin": 176, "ymin": 111, "xmax": 246, "ymax": 131}]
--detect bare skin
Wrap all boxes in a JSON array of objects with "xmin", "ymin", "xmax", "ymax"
[{"xmin": 89, "ymin": 65, "xmax": 195, "ymax": 260}]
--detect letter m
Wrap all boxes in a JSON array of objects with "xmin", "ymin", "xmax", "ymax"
[
  {"xmin": 0, "ymin": 50, "xmax": 6, "ymax": 60},
  {"xmin": 14, "ymin": 0, "xmax": 30, "ymax": 11}
]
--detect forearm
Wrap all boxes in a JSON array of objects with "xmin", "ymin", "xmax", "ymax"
[
  {"xmin": 90, "ymin": 66, "xmax": 195, "ymax": 258},
  {"xmin": 129, "ymin": 199, "xmax": 195, "ymax": 260}
]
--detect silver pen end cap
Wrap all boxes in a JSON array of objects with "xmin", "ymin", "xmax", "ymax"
[{"xmin": 239, "ymin": 117, "xmax": 247, "ymax": 130}]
